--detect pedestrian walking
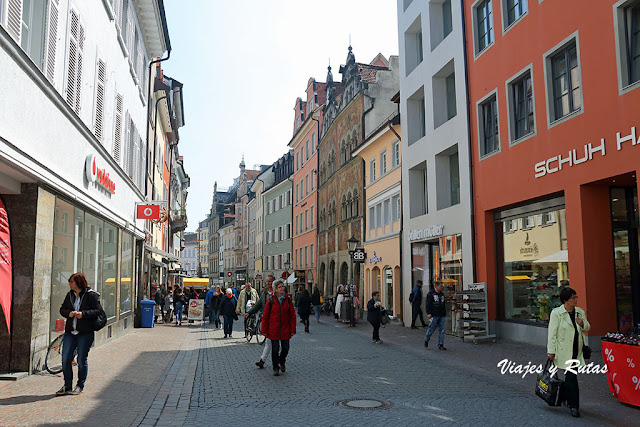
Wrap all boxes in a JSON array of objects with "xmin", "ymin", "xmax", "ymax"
[
  {"xmin": 236, "ymin": 281, "xmax": 259, "ymax": 316},
  {"xmin": 297, "ymin": 289, "xmax": 312, "ymax": 333},
  {"xmin": 367, "ymin": 291, "xmax": 383, "ymax": 344},
  {"xmin": 208, "ymin": 285, "xmax": 223, "ymax": 328},
  {"xmin": 56, "ymin": 273, "xmax": 104, "ymax": 396},
  {"xmin": 311, "ymin": 285, "xmax": 322, "ymax": 323},
  {"xmin": 205, "ymin": 286, "xmax": 216, "ymax": 324},
  {"xmin": 424, "ymin": 281, "xmax": 447, "ymax": 350},
  {"xmin": 547, "ymin": 287, "xmax": 590, "ymax": 418},
  {"xmin": 261, "ymin": 279, "xmax": 296, "ymax": 376},
  {"xmin": 220, "ymin": 288, "xmax": 237, "ymax": 338},
  {"xmin": 158, "ymin": 284, "xmax": 167, "ymax": 321},
  {"xmin": 163, "ymin": 289, "xmax": 173, "ymax": 323},
  {"xmin": 154, "ymin": 285, "xmax": 163, "ymax": 323},
  {"xmin": 174, "ymin": 287, "xmax": 187, "ymax": 326},
  {"xmin": 410, "ymin": 280, "xmax": 428, "ymax": 329},
  {"xmin": 245, "ymin": 275, "xmax": 275, "ymax": 368}
]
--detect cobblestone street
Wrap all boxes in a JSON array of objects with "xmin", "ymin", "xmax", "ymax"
[{"xmin": 0, "ymin": 317, "xmax": 637, "ymax": 426}]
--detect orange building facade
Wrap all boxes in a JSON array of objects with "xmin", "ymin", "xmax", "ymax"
[
  {"xmin": 290, "ymin": 78, "xmax": 326, "ymax": 289},
  {"xmin": 465, "ymin": 0, "xmax": 640, "ymax": 344}
]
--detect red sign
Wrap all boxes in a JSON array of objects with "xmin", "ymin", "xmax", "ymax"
[
  {"xmin": 603, "ymin": 341, "xmax": 640, "ymax": 407},
  {"xmin": 0, "ymin": 200, "xmax": 11, "ymax": 335},
  {"xmin": 227, "ymin": 271, "xmax": 232, "ymax": 277},
  {"xmin": 136, "ymin": 204, "xmax": 160, "ymax": 220},
  {"xmin": 85, "ymin": 154, "xmax": 116, "ymax": 194}
]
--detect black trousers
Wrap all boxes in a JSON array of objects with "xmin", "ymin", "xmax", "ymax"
[
  {"xmin": 271, "ymin": 339, "xmax": 290, "ymax": 371},
  {"xmin": 300, "ymin": 313, "xmax": 310, "ymax": 328},
  {"xmin": 370, "ymin": 321, "xmax": 380, "ymax": 341},
  {"xmin": 411, "ymin": 306, "xmax": 426, "ymax": 326},
  {"xmin": 563, "ymin": 371, "xmax": 580, "ymax": 409}
]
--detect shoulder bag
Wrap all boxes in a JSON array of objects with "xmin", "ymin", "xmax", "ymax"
[{"xmin": 535, "ymin": 359, "xmax": 564, "ymax": 406}]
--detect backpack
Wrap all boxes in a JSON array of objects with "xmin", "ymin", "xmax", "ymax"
[
  {"xmin": 408, "ymin": 289, "xmax": 414, "ymax": 303},
  {"xmin": 268, "ymin": 294, "xmax": 292, "ymax": 310}
]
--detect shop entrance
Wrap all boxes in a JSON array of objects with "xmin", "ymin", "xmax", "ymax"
[{"xmin": 610, "ymin": 186, "xmax": 640, "ymax": 332}]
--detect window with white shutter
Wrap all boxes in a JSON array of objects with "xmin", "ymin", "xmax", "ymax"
[
  {"xmin": 6, "ymin": 0, "xmax": 23, "ymax": 44},
  {"xmin": 125, "ymin": 1, "xmax": 134, "ymax": 56},
  {"xmin": 65, "ymin": 9, "xmax": 85, "ymax": 115},
  {"xmin": 45, "ymin": 0, "xmax": 59, "ymax": 83},
  {"xmin": 113, "ymin": 0, "xmax": 123, "ymax": 30},
  {"xmin": 139, "ymin": 135, "xmax": 145, "ymax": 190},
  {"xmin": 113, "ymin": 94, "xmax": 123, "ymax": 163},
  {"xmin": 122, "ymin": 111, "xmax": 130, "ymax": 171},
  {"xmin": 93, "ymin": 58, "xmax": 106, "ymax": 142},
  {"xmin": 133, "ymin": 128, "xmax": 140, "ymax": 186}
]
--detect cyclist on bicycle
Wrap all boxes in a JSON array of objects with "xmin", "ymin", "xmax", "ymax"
[
  {"xmin": 237, "ymin": 282, "xmax": 259, "ymax": 335},
  {"xmin": 244, "ymin": 275, "xmax": 274, "ymax": 368}
]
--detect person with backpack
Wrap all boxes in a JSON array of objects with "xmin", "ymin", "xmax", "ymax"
[
  {"xmin": 297, "ymin": 289, "xmax": 312, "ymax": 333},
  {"xmin": 409, "ymin": 280, "xmax": 428, "ymax": 329},
  {"xmin": 56, "ymin": 272, "xmax": 105, "ymax": 396},
  {"xmin": 174, "ymin": 287, "xmax": 188, "ymax": 326},
  {"xmin": 219, "ymin": 288, "xmax": 238, "ymax": 338},
  {"xmin": 424, "ymin": 281, "xmax": 447, "ymax": 350},
  {"xmin": 311, "ymin": 285, "xmax": 322, "ymax": 323},
  {"xmin": 261, "ymin": 279, "xmax": 296, "ymax": 376}
]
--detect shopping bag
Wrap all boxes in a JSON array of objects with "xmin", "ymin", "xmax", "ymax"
[
  {"xmin": 535, "ymin": 359, "xmax": 564, "ymax": 406},
  {"xmin": 380, "ymin": 310, "xmax": 390, "ymax": 325}
]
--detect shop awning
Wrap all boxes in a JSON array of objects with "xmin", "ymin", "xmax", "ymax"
[
  {"xmin": 533, "ymin": 250, "xmax": 568, "ymax": 264},
  {"xmin": 506, "ymin": 275, "xmax": 531, "ymax": 282},
  {"xmin": 144, "ymin": 244, "xmax": 179, "ymax": 262}
]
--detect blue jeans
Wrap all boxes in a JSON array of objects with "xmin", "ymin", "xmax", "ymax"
[
  {"xmin": 313, "ymin": 305, "xmax": 321, "ymax": 321},
  {"xmin": 223, "ymin": 314, "xmax": 234, "ymax": 336},
  {"xmin": 175, "ymin": 302, "xmax": 183, "ymax": 322},
  {"xmin": 209, "ymin": 306, "xmax": 220, "ymax": 324},
  {"xmin": 424, "ymin": 316, "xmax": 446, "ymax": 345},
  {"xmin": 62, "ymin": 331, "xmax": 94, "ymax": 389}
]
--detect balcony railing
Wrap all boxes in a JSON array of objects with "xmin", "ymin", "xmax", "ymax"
[{"xmin": 171, "ymin": 209, "xmax": 188, "ymax": 233}]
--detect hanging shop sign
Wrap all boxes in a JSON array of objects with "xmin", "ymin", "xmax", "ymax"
[
  {"xmin": 84, "ymin": 154, "xmax": 116, "ymax": 194},
  {"xmin": 136, "ymin": 204, "xmax": 160, "ymax": 220},
  {"xmin": 409, "ymin": 225, "xmax": 444, "ymax": 241},
  {"xmin": 352, "ymin": 248, "xmax": 366, "ymax": 263},
  {"xmin": 227, "ymin": 271, "xmax": 232, "ymax": 277},
  {"xmin": 369, "ymin": 252, "xmax": 382, "ymax": 264},
  {"xmin": 534, "ymin": 126, "xmax": 639, "ymax": 179}
]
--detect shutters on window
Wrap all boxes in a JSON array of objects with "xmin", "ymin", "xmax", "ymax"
[
  {"xmin": 45, "ymin": 0, "xmax": 59, "ymax": 83},
  {"xmin": 113, "ymin": 94, "xmax": 123, "ymax": 164},
  {"xmin": 93, "ymin": 59, "xmax": 107, "ymax": 142},
  {"xmin": 126, "ymin": 3, "xmax": 135, "ymax": 56},
  {"xmin": 123, "ymin": 111, "xmax": 130, "ymax": 171},
  {"xmin": 139, "ymin": 135, "xmax": 146, "ymax": 190},
  {"xmin": 136, "ymin": 36, "xmax": 144, "ymax": 80},
  {"xmin": 113, "ymin": 0, "xmax": 123, "ymax": 30},
  {"xmin": 65, "ymin": 10, "xmax": 85, "ymax": 114},
  {"xmin": 133, "ymin": 128, "xmax": 140, "ymax": 186},
  {"xmin": 6, "ymin": 0, "xmax": 22, "ymax": 44}
]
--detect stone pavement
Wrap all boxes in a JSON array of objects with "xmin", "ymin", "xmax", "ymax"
[{"xmin": 0, "ymin": 314, "xmax": 637, "ymax": 426}]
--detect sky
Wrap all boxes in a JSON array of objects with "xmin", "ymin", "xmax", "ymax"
[{"xmin": 162, "ymin": 1, "xmax": 399, "ymax": 232}]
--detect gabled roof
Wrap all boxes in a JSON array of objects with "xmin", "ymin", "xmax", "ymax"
[{"xmin": 356, "ymin": 63, "xmax": 389, "ymax": 84}]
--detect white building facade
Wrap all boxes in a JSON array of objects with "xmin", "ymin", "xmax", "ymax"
[
  {"xmin": 397, "ymin": 0, "xmax": 474, "ymax": 328},
  {"xmin": 0, "ymin": 0, "xmax": 171, "ymax": 373}
]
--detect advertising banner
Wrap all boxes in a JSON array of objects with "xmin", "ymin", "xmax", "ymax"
[
  {"xmin": 188, "ymin": 299, "xmax": 205, "ymax": 321},
  {"xmin": 0, "ymin": 200, "xmax": 11, "ymax": 335}
]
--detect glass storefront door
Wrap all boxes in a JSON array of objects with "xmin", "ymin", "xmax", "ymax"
[{"xmin": 610, "ymin": 187, "xmax": 640, "ymax": 332}]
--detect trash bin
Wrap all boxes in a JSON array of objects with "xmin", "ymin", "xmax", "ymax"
[
  {"xmin": 140, "ymin": 300, "xmax": 156, "ymax": 328},
  {"xmin": 340, "ymin": 298, "xmax": 352, "ymax": 322}
]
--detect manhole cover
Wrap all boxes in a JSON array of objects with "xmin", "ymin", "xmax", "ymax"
[{"xmin": 335, "ymin": 398, "xmax": 394, "ymax": 411}]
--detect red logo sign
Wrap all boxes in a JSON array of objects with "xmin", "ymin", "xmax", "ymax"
[
  {"xmin": 227, "ymin": 271, "xmax": 232, "ymax": 277},
  {"xmin": 136, "ymin": 204, "xmax": 160, "ymax": 220},
  {"xmin": 85, "ymin": 154, "xmax": 116, "ymax": 194}
]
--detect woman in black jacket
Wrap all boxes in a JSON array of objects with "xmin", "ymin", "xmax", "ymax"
[
  {"xmin": 311, "ymin": 286, "xmax": 322, "ymax": 323},
  {"xmin": 297, "ymin": 289, "xmax": 312, "ymax": 333},
  {"xmin": 56, "ymin": 273, "xmax": 104, "ymax": 396},
  {"xmin": 219, "ymin": 288, "xmax": 237, "ymax": 338},
  {"xmin": 367, "ymin": 291, "xmax": 383, "ymax": 344}
]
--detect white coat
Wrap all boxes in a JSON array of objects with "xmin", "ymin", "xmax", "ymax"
[{"xmin": 547, "ymin": 304, "xmax": 591, "ymax": 370}]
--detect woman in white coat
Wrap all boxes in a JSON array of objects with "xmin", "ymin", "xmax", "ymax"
[{"xmin": 547, "ymin": 287, "xmax": 590, "ymax": 418}]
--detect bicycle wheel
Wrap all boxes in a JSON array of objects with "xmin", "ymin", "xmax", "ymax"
[
  {"xmin": 45, "ymin": 334, "xmax": 64, "ymax": 374},
  {"xmin": 256, "ymin": 318, "xmax": 267, "ymax": 344},
  {"xmin": 245, "ymin": 317, "xmax": 255, "ymax": 342}
]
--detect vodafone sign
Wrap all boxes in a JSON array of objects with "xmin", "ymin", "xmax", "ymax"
[{"xmin": 85, "ymin": 154, "xmax": 115, "ymax": 194}]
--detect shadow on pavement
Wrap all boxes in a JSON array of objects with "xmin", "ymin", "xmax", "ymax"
[{"xmin": 0, "ymin": 394, "xmax": 58, "ymax": 405}]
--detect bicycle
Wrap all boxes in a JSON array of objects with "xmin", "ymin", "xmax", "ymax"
[
  {"xmin": 245, "ymin": 313, "xmax": 267, "ymax": 344},
  {"xmin": 45, "ymin": 333, "xmax": 77, "ymax": 374},
  {"xmin": 321, "ymin": 298, "xmax": 334, "ymax": 316}
]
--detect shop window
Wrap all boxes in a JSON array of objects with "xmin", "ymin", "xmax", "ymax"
[
  {"xmin": 497, "ymin": 207, "xmax": 568, "ymax": 324},
  {"xmin": 455, "ymin": 234, "xmax": 462, "ymax": 253},
  {"xmin": 120, "ymin": 231, "xmax": 133, "ymax": 315}
]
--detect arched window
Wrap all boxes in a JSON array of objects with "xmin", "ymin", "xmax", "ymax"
[
  {"xmin": 341, "ymin": 195, "xmax": 347, "ymax": 221},
  {"xmin": 353, "ymin": 189, "xmax": 359, "ymax": 217}
]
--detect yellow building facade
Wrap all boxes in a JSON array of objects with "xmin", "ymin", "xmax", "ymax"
[{"xmin": 353, "ymin": 111, "xmax": 402, "ymax": 318}]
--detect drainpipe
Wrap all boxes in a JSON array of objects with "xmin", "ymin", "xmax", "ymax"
[{"xmin": 460, "ymin": 0, "xmax": 478, "ymax": 284}]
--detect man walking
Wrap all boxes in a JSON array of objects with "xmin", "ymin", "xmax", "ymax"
[
  {"xmin": 245, "ymin": 275, "xmax": 274, "ymax": 368},
  {"xmin": 261, "ymin": 279, "xmax": 296, "ymax": 376},
  {"xmin": 237, "ymin": 281, "xmax": 259, "ymax": 336},
  {"xmin": 410, "ymin": 280, "xmax": 428, "ymax": 329},
  {"xmin": 424, "ymin": 281, "xmax": 447, "ymax": 350}
]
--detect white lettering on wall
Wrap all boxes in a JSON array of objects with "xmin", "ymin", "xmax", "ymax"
[{"xmin": 409, "ymin": 225, "xmax": 444, "ymax": 241}]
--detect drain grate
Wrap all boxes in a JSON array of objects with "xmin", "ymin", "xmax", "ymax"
[{"xmin": 335, "ymin": 398, "xmax": 394, "ymax": 411}]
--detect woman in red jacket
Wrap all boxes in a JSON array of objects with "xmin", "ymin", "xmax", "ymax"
[{"xmin": 261, "ymin": 279, "xmax": 296, "ymax": 376}]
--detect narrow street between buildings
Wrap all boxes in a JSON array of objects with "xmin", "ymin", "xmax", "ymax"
[{"xmin": 0, "ymin": 319, "xmax": 636, "ymax": 426}]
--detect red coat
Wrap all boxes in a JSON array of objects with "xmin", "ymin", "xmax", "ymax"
[{"xmin": 261, "ymin": 293, "xmax": 296, "ymax": 340}]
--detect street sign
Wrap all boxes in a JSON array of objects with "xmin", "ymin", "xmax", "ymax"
[
  {"xmin": 227, "ymin": 271, "xmax": 232, "ymax": 277},
  {"xmin": 352, "ymin": 248, "xmax": 366, "ymax": 263}
]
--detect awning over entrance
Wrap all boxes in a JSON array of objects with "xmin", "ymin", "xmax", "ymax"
[{"xmin": 144, "ymin": 244, "xmax": 179, "ymax": 262}]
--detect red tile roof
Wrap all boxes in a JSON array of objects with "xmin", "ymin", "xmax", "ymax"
[{"xmin": 356, "ymin": 63, "xmax": 389, "ymax": 83}]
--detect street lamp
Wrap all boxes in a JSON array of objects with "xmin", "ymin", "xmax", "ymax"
[{"xmin": 347, "ymin": 235, "xmax": 359, "ymax": 327}]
